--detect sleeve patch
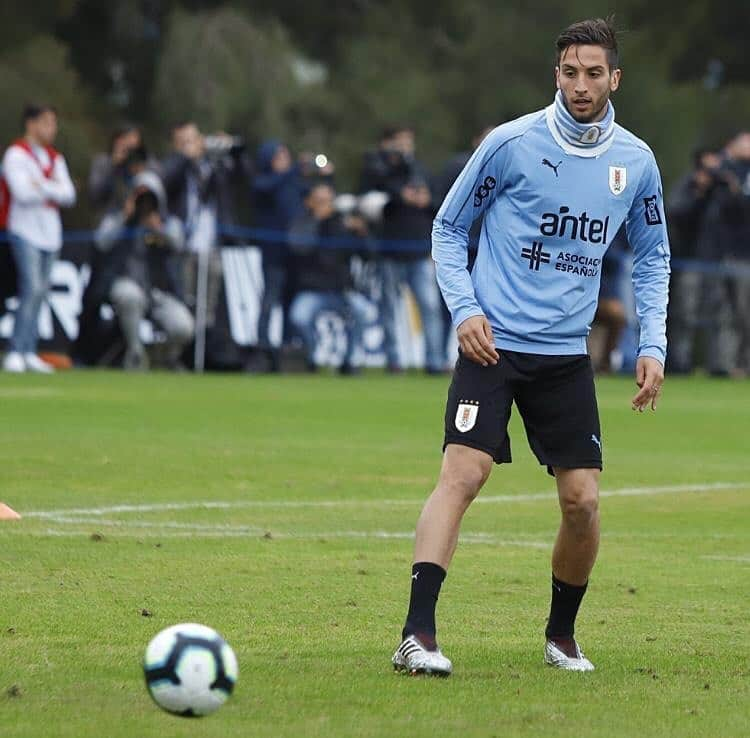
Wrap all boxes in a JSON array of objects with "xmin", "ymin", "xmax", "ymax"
[
  {"xmin": 643, "ymin": 195, "xmax": 663, "ymax": 226},
  {"xmin": 473, "ymin": 176, "xmax": 496, "ymax": 207}
]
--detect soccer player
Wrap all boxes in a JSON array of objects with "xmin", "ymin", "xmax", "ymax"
[{"xmin": 392, "ymin": 18, "xmax": 669, "ymax": 675}]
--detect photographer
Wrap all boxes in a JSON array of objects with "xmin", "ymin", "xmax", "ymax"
[
  {"xmin": 288, "ymin": 182, "xmax": 371, "ymax": 374},
  {"xmin": 666, "ymin": 146, "xmax": 722, "ymax": 373},
  {"xmin": 161, "ymin": 122, "xmax": 246, "ymax": 336},
  {"xmin": 250, "ymin": 140, "xmax": 308, "ymax": 372},
  {"xmin": 360, "ymin": 125, "xmax": 445, "ymax": 373},
  {"xmin": 89, "ymin": 124, "xmax": 149, "ymax": 216},
  {"xmin": 94, "ymin": 169, "xmax": 194, "ymax": 370},
  {"xmin": 697, "ymin": 132, "xmax": 750, "ymax": 377}
]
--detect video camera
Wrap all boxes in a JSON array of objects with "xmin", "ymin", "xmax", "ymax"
[{"xmin": 203, "ymin": 134, "xmax": 245, "ymax": 157}]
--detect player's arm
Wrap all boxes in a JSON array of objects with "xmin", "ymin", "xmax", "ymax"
[
  {"xmin": 432, "ymin": 129, "xmax": 511, "ymax": 366},
  {"xmin": 625, "ymin": 152, "xmax": 671, "ymax": 411}
]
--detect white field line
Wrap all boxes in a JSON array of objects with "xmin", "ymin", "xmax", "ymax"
[
  {"xmin": 11, "ymin": 480, "xmax": 745, "ymax": 545},
  {"xmin": 0, "ymin": 388, "xmax": 62, "ymax": 398},
  {"xmin": 701, "ymin": 555, "xmax": 750, "ymax": 564},
  {"xmin": 32, "ymin": 516, "xmax": 266, "ymax": 533},
  {"xmin": 22, "ymin": 481, "xmax": 747, "ymax": 520},
  {"xmin": 0, "ymin": 525, "xmax": 549, "ymax": 547}
]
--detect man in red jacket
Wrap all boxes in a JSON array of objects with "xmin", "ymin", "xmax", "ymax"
[{"xmin": 1, "ymin": 103, "xmax": 76, "ymax": 373}]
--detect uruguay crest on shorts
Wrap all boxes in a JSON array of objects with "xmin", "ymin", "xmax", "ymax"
[
  {"xmin": 609, "ymin": 166, "xmax": 627, "ymax": 195},
  {"xmin": 455, "ymin": 401, "xmax": 479, "ymax": 433}
]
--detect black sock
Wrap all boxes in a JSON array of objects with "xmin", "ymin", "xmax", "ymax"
[
  {"xmin": 402, "ymin": 562, "xmax": 446, "ymax": 648},
  {"xmin": 545, "ymin": 573, "xmax": 588, "ymax": 639}
]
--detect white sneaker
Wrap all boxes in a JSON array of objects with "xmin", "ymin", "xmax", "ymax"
[
  {"xmin": 3, "ymin": 352, "xmax": 26, "ymax": 373},
  {"xmin": 23, "ymin": 353, "xmax": 54, "ymax": 374},
  {"xmin": 392, "ymin": 635, "xmax": 453, "ymax": 676},
  {"xmin": 544, "ymin": 638, "xmax": 595, "ymax": 671}
]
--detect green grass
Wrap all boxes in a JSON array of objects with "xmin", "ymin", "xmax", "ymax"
[{"xmin": 0, "ymin": 371, "xmax": 748, "ymax": 737}]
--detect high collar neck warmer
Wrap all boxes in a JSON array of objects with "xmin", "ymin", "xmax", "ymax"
[{"xmin": 545, "ymin": 90, "xmax": 616, "ymax": 157}]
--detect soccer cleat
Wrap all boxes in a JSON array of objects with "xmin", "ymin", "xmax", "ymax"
[
  {"xmin": 392, "ymin": 635, "xmax": 452, "ymax": 676},
  {"xmin": 544, "ymin": 637, "xmax": 595, "ymax": 671},
  {"xmin": 3, "ymin": 352, "xmax": 26, "ymax": 373},
  {"xmin": 23, "ymin": 353, "xmax": 54, "ymax": 374}
]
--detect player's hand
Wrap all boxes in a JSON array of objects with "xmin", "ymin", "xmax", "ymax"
[
  {"xmin": 631, "ymin": 356, "xmax": 664, "ymax": 412},
  {"xmin": 457, "ymin": 315, "xmax": 499, "ymax": 367}
]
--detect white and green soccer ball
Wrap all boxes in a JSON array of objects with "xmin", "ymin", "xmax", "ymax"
[{"xmin": 143, "ymin": 623, "xmax": 238, "ymax": 717}]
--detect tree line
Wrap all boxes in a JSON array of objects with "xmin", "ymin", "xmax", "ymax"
[{"xmin": 1, "ymin": 0, "xmax": 748, "ymax": 227}]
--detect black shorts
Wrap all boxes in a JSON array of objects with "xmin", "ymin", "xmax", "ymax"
[{"xmin": 443, "ymin": 350, "xmax": 602, "ymax": 475}]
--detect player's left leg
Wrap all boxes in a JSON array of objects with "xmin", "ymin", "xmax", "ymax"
[
  {"xmin": 552, "ymin": 467, "xmax": 600, "ymax": 585},
  {"xmin": 544, "ymin": 467, "xmax": 599, "ymax": 671},
  {"xmin": 512, "ymin": 353, "xmax": 602, "ymax": 671}
]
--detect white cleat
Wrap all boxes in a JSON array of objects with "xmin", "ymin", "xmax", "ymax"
[
  {"xmin": 3, "ymin": 352, "xmax": 26, "ymax": 373},
  {"xmin": 23, "ymin": 353, "xmax": 54, "ymax": 374},
  {"xmin": 544, "ymin": 638, "xmax": 595, "ymax": 671},
  {"xmin": 392, "ymin": 635, "xmax": 453, "ymax": 677}
]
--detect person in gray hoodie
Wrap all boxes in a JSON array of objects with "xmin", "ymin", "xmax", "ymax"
[{"xmin": 94, "ymin": 158, "xmax": 194, "ymax": 370}]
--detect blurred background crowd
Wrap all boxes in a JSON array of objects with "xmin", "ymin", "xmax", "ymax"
[{"xmin": 0, "ymin": 1, "xmax": 749, "ymax": 378}]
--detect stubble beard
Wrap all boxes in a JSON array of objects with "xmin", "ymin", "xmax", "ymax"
[{"xmin": 564, "ymin": 92, "xmax": 610, "ymax": 125}]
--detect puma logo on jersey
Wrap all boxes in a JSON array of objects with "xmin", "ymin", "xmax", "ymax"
[{"xmin": 542, "ymin": 158, "xmax": 562, "ymax": 177}]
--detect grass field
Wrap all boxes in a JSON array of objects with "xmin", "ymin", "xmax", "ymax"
[{"xmin": 0, "ymin": 370, "xmax": 748, "ymax": 738}]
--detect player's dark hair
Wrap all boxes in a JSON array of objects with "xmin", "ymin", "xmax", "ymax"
[
  {"xmin": 22, "ymin": 103, "xmax": 56, "ymax": 126},
  {"xmin": 556, "ymin": 17, "xmax": 619, "ymax": 70}
]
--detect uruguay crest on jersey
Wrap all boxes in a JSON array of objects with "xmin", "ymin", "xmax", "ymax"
[{"xmin": 609, "ymin": 165, "xmax": 627, "ymax": 195}]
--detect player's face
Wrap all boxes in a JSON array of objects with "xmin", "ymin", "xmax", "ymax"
[{"xmin": 555, "ymin": 45, "xmax": 621, "ymax": 124}]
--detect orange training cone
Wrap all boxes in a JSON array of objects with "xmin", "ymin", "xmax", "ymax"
[{"xmin": 0, "ymin": 503, "xmax": 21, "ymax": 520}]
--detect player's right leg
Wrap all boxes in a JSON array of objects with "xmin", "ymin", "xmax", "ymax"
[
  {"xmin": 413, "ymin": 445, "xmax": 493, "ymax": 570},
  {"xmin": 392, "ymin": 444, "xmax": 493, "ymax": 676},
  {"xmin": 393, "ymin": 351, "xmax": 512, "ymax": 675}
]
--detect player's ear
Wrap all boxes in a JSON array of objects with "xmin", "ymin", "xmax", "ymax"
[
  {"xmin": 554, "ymin": 66, "xmax": 561, "ymax": 90},
  {"xmin": 610, "ymin": 68, "xmax": 621, "ymax": 92}
]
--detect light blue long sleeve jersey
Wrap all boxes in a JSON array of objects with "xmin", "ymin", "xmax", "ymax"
[{"xmin": 433, "ymin": 91, "xmax": 671, "ymax": 363}]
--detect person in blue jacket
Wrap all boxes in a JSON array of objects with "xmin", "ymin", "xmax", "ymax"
[
  {"xmin": 251, "ymin": 140, "xmax": 308, "ymax": 371},
  {"xmin": 392, "ymin": 17, "xmax": 670, "ymax": 677}
]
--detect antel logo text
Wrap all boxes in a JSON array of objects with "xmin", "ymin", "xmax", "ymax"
[{"xmin": 539, "ymin": 206, "xmax": 610, "ymax": 245}]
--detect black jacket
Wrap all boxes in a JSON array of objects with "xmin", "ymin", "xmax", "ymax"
[
  {"xmin": 360, "ymin": 149, "xmax": 434, "ymax": 260},
  {"xmin": 696, "ymin": 159, "xmax": 750, "ymax": 260},
  {"xmin": 161, "ymin": 151, "xmax": 242, "ymax": 233},
  {"xmin": 289, "ymin": 213, "xmax": 369, "ymax": 293},
  {"xmin": 667, "ymin": 172, "xmax": 718, "ymax": 259}
]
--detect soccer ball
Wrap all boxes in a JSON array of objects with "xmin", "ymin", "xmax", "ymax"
[{"xmin": 143, "ymin": 623, "xmax": 238, "ymax": 717}]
